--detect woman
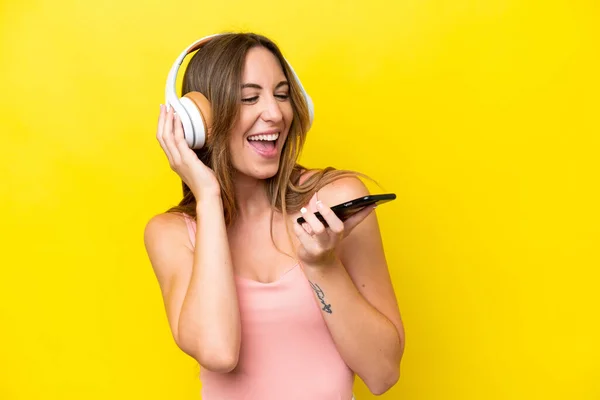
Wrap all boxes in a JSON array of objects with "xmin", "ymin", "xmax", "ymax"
[{"xmin": 144, "ymin": 32, "xmax": 405, "ymax": 399}]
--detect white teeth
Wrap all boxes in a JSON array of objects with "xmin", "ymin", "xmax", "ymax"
[{"xmin": 248, "ymin": 133, "xmax": 279, "ymax": 141}]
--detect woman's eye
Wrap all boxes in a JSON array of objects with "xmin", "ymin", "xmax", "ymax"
[{"xmin": 241, "ymin": 94, "xmax": 289, "ymax": 103}]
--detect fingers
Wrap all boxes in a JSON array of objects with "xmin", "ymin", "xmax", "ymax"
[
  {"xmin": 296, "ymin": 198, "xmax": 375, "ymax": 244},
  {"xmin": 163, "ymin": 109, "xmax": 181, "ymax": 167},
  {"xmin": 297, "ymin": 199, "xmax": 345, "ymax": 247},
  {"xmin": 157, "ymin": 105, "xmax": 191, "ymax": 170},
  {"xmin": 293, "ymin": 221, "xmax": 317, "ymax": 252},
  {"xmin": 307, "ymin": 192, "xmax": 319, "ymax": 211},
  {"xmin": 157, "ymin": 104, "xmax": 166, "ymax": 137},
  {"xmin": 315, "ymin": 201, "xmax": 344, "ymax": 234},
  {"xmin": 301, "ymin": 222, "xmax": 313, "ymax": 235},
  {"xmin": 299, "ymin": 206, "xmax": 329, "ymax": 241}
]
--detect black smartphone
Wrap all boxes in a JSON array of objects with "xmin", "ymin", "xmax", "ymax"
[{"xmin": 296, "ymin": 193, "xmax": 396, "ymax": 227}]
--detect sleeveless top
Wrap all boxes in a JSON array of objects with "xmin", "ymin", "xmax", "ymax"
[{"xmin": 182, "ymin": 213, "xmax": 355, "ymax": 400}]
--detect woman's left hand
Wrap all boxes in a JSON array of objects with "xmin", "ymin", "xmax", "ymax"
[{"xmin": 293, "ymin": 193, "xmax": 376, "ymax": 266}]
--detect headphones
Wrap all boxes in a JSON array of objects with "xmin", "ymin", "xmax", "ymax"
[{"xmin": 165, "ymin": 33, "xmax": 315, "ymax": 149}]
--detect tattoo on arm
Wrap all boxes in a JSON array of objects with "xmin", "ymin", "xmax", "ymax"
[{"xmin": 309, "ymin": 281, "xmax": 332, "ymax": 314}]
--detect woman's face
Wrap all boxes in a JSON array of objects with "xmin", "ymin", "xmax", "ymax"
[{"xmin": 228, "ymin": 46, "xmax": 294, "ymax": 180}]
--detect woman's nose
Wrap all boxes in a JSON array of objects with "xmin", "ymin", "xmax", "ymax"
[{"xmin": 261, "ymin": 96, "xmax": 283, "ymax": 122}]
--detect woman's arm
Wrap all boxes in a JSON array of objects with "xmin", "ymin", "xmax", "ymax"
[
  {"xmin": 299, "ymin": 177, "xmax": 405, "ymax": 395},
  {"xmin": 144, "ymin": 196, "xmax": 241, "ymax": 373}
]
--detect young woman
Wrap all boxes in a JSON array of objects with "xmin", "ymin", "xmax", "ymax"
[{"xmin": 144, "ymin": 32, "xmax": 405, "ymax": 400}]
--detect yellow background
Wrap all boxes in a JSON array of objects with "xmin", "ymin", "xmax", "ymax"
[{"xmin": 1, "ymin": 0, "xmax": 598, "ymax": 398}]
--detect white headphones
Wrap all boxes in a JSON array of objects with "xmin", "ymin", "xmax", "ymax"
[{"xmin": 165, "ymin": 33, "xmax": 315, "ymax": 149}]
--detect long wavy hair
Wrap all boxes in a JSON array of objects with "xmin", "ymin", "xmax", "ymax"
[{"xmin": 165, "ymin": 32, "xmax": 372, "ymax": 250}]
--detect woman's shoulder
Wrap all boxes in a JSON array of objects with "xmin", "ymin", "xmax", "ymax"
[
  {"xmin": 144, "ymin": 211, "xmax": 194, "ymax": 250},
  {"xmin": 298, "ymin": 167, "xmax": 370, "ymax": 205},
  {"xmin": 318, "ymin": 175, "xmax": 370, "ymax": 206},
  {"xmin": 146, "ymin": 210, "xmax": 190, "ymax": 228}
]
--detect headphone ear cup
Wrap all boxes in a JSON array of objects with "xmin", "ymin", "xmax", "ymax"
[{"xmin": 180, "ymin": 92, "xmax": 213, "ymax": 149}]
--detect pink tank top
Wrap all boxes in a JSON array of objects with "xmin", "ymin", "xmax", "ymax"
[{"xmin": 182, "ymin": 213, "xmax": 355, "ymax": 400}]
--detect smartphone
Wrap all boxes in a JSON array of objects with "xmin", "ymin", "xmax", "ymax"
[{"xmin": 296, "ymin": 193, "xmax": 396, "ymax": 227}]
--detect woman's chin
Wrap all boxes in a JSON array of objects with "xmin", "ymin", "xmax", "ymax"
[
  {"xmin": 233, "ymin": 162, "xmax": 280, "ymax": 181},
  {"xmin": 252, "ymin": 165, "xmax": 280, "ymax": 180}
]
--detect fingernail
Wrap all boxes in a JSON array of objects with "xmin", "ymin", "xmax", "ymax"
[
  {"xmin": 300, "ymin": 207, "xmax": 307, "ymax": 214},
  {"xmin": 316, "ymin": 200, "xmax": 323, "ymax": 209},
  {"xmin": 160, "ymin": 104, "xmax": 163, "ymax": 111}
]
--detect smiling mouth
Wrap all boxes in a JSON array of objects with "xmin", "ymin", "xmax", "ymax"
[{"xmin": 247, "ymin": 132, "xmax": 280, "ymax": 153}]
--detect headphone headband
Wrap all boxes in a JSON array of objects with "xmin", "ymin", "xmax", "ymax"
[{"xmin": 165, "ymin": 34, "xmax": 222, "ymax": 117}]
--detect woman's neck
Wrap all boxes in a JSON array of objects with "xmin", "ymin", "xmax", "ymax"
[{"xmin": 233, "ymin": 174, "xmax": 272, "ymax": 222}]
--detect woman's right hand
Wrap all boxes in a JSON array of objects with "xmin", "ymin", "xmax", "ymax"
[{"xmin": 156, "ymin": 104, "xmax": 221, "ymax": 200}]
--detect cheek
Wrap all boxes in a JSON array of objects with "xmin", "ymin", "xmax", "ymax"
[
  {"xmin": 229, "ymin": 115, "xmax": 252, "ymax": 147},
  {"xmin": 284, "ymin": 104, "xmax": 294, "ymax": 126}
]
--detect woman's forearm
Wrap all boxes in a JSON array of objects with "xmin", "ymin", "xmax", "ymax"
[
  {"xmin": 302, "ymin": 258, "xmax": 403, "ymax": 395},
  {"xmin": 178, "ymin": 196, "xmax": 241, "ymax": 372}
]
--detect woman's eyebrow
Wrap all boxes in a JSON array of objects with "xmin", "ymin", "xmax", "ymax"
[{"xmin": 241, "ymin": 81, "xmax": 289, "ymax": 89}]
